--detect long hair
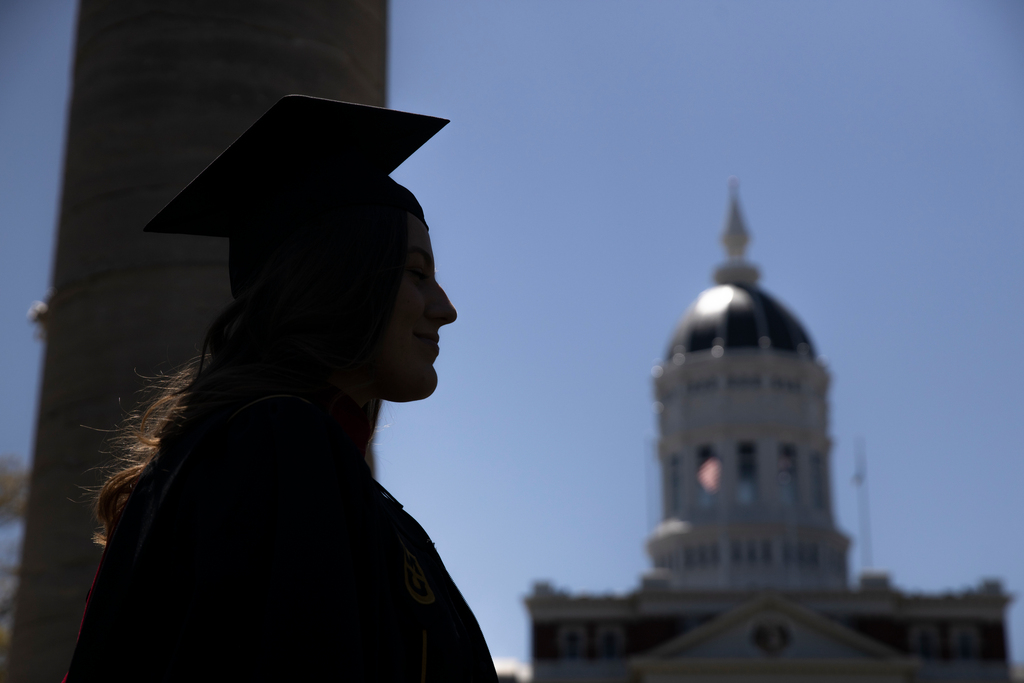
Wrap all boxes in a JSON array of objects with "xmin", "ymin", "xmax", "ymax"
[{"xmin": 95, "ymin": 205, "xmax": 409, "ymax": 543}]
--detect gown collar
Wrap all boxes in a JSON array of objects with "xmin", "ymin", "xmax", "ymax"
[{"xmin": 315, "ymin": 389, "xmax": 372, "ymax": 456}]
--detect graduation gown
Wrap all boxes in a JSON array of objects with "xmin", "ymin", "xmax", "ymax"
[{"xmin": 66, "ymin": 395, "xmax": 498, "ymax": 682}]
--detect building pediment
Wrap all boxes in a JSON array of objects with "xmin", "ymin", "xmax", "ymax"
[
  {"xmin": 642, "ymin": 593, "xmax": 900, "ymax": 660},
  {"xmin": 630, "ymin": 593, "xmax": 917, "ymax": 681}
]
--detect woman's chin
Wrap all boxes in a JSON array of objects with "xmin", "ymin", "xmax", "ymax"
[{"xmin": 382, "ymin": 369, "xmax": 438, "ymax": 403}]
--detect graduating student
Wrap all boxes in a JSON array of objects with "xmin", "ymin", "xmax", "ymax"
[{"xmin": 66, "ymin": 96, "xmax": 498, "ymax": 682}]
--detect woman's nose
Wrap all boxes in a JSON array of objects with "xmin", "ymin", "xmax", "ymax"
[{"xmin": 430, "ymin": 284, "xmax": 457, "ymax": 326}]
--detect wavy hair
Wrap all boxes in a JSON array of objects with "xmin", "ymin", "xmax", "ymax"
[{"xmin": 95, "ymin": 205, "xmax": 409, "ymax": 543}]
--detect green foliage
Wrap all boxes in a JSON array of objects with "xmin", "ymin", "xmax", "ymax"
[
  {"xmin": 0, "ymin": 456, "xmax": 27, "ymax": 526},
  {"xmin": 0, "ymin": 454, "xmax": 27, "ymax": 681}
]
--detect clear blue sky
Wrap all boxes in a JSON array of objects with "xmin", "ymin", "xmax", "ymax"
[{"xmin": 1, "ymin": 0, "xmax": 1022, "ymax": 664}]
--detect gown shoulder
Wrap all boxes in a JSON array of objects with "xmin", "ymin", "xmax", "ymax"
[
  {"xmin": 68, "ymin": 395, "xmax": 403, "ymax": 681},
  {"xmin": 67, "ymin": 394, "xmax": 497, "ymax": 683}
]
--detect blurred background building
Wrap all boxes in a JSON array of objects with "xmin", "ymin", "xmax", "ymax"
[{"xmin": 522, "ymin": 189, "xmax": 1012, "ymax": 683}]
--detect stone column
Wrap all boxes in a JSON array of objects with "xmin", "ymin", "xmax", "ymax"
[{"xmin": 10, "ymin": 3, "xmax": 386, "ymax": 680}]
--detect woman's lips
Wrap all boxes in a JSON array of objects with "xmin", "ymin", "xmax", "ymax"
[{"xmin": 415, "ymin": 334, "xmax": 439, "ymax": 352}]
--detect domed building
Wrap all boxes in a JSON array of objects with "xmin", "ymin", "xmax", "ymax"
[
  {"xmin": 520, "ymin": 184, "xmax": 1011, "ymax": 683},
  {"xmin": 647, "ymin": 185, "xmax": 848, "ymax": 592}
]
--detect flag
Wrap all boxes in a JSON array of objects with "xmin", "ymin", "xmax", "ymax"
[{"xmin": 697, "ymin": 456, "xmax": 721, "ymax": 494}]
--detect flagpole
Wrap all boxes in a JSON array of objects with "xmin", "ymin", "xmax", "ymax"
[
  {"xmin": 853, "ymin": 437, "xmax": 874, "ymax": 571},
  {"xmin": 645, "ymin": 436, "xmax": 657, "ymax": 532}
]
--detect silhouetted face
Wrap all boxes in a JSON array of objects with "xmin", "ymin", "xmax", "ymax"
[
  {"xmin": 331, "ymin": 213, "xmax": 457, "ymax": 405},
  {"xmin": 372, "ymin": 213, "xmax": 457, "ymax": 402}
]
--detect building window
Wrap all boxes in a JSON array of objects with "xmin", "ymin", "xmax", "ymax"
[
  {"xmin": 778, "ymin": 444, "xmax": 798, "ymax": 505},
  {"xmin": 737, "ymin": 442, "xmax": 758, "ymax": 504},
  {"xmin": 746, "ymin": 540, "xmax": 758, "ymax": 564},
  {"xmin": 695, "ymin": 544, "xmax": 719, "ymax": 567},
  {"xmin": 669, "ymin": 454, "xmax": 682, "ymax": 515},
  {"xmin": 688, "ymin": 378, "xmax": 718, "ymax": 393},
  {"xmin": 731, "ymin": 540, "xmax": 742, "ymax": 564},
  {"xmin": 761, "ymin": 540, "xmax": 773, "ymax": 565},
  {"xmin": 951, "ymin": 626, "xmax": 979, "ymax": 660},
  {"xmin": 810, "ymin": 452, "xmax": 825, "ymax": 510},
  {"xmin": 597, "ymin": 628, "xmax": 623, "ymax": 659},
  {"xmin": 561, "ymin": 627, "xmax": 585, "ymax": 660},
  {"xmin": 770, "ymin": 377, "xmax": 801, "ymax": 393},
  {"xmin": 727, "ymin": 375, "xmax": 761, "ymax": 389},
  {"xmin": 797, "ymin": 542, "xmax": 819, "ymax": 567},
  {"xmin": 565, "ymin": 632, "xmax": 581, "ymax": 659},
  {"xmin": 697, "ymin": 446, "xmax": 720, "ymax": 507},
  {"xmin": 910, "ymin": 626, "xmax": 940, "ymax": 660},
  {"xmin": 684, "ymin": 547, "xmax": 695, "ymax": 568}
]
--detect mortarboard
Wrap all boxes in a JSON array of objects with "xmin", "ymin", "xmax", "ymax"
[{"xmin": 144, "ymin": 95, "xmax": 449, "ymax": 297}]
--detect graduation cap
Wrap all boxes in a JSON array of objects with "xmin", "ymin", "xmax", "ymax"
[{"xmin": 144, "ymin": 95, "xmax": 449, "ymax": 297}]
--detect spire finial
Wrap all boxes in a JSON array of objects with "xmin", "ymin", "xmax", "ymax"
[
  {"xmin": 721, "ymin": 177, "xmax": 749, "ymax": 260},
  {"xmin": 714, "ymin": 178, "xmax": 760, "ymax": 285}
]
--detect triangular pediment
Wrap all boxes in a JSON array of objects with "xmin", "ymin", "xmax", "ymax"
[{"xmin": 639, "ymin": 593, "xmax": 904, "ymax": 662}]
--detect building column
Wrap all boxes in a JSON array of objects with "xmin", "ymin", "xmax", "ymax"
[{"xmin": 10, "ymin": 3, "xmax": 387, "ymax": 680}]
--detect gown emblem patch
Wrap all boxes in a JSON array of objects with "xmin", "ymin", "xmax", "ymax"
[{"xmin": 401, "ymin": 541, "xmax": 435, "ymax": 605}]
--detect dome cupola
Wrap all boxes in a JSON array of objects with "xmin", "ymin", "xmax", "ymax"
[
  {"xmin": 647, "ymin": 180, "xmax": 847, "ymax": 591},
  {"xmin": 669, "ymin": 284, "xmax": 815, "ymax": 359}
]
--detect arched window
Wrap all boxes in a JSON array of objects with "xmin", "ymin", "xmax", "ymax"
[
  {"xmin": 951, "ymin": 626, "xmax": 979, "ymax": 660},
  {"xmin": 696, "ymin": 446, "xmax": 720, "ymax": 507},
  {"xmin": 597, "ymin": 628, "xmax": 623, "ymax": 659},
  {"xmin": 565, "ymin": 632, "xmax": 581, "ymax": 659},
  {"xmin": 737, "ymin": 442, "xmax": 758, "ymax": 504},
  {"xmin": 746, "ymin": 540, "xmax": 758, "ymax": 564},
  {"xmin": 910, "ymin": 625, "xmax": 940, "ymax": 660},
  {"xmin": 810, "ymin": 452, "xmax": 825, "ymax": 510},
  {"xmin": 777, "ymin": 444, "xmax": 798, "ymax": 505},
  {"xmin": 561, "ymin": 627, "xmax": 585, "ymax": 660}
]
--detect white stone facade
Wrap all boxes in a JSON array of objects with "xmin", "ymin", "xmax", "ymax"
[{"xmin": 646, "ymin": 189, "xmax": 848, "ymax": 591}]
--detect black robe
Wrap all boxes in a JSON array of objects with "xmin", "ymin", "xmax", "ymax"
[{"xmin": 66, "ymin": 396, "xmax": 498, "ymax": 682}]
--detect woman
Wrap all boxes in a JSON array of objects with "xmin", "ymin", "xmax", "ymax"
[{"xmin": 65, "ymin": 96, "xmax": 498, "ymax": 682}]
